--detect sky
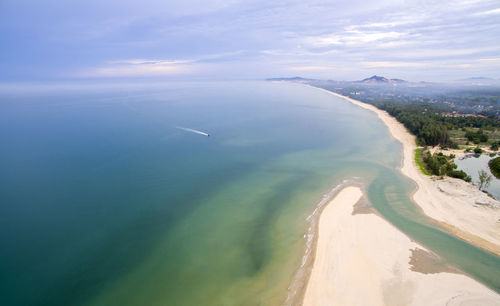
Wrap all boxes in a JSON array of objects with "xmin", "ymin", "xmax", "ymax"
[{"xmin": 1, "ymin": 0, "xmax": 499, "ymax": 82}]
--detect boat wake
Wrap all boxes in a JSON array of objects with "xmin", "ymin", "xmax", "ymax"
[{"xmin": 176, "ymin": 126, "xmax": 210, "ymax": 137}]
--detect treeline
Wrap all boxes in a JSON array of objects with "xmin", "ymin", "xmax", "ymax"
[
  {"xmin": 378, "ymin": 104, "xmax": 500, "ymax": 146},
  {"xmin": 380, "ymin": 105, "xmax": 451, "ymax": 146},
  {"xmin": 440, "ymin": 116, "xmax": 500, "ymax": 129},
  {"xmin": 311, "ymin": 84, "xmax": 500, "ymax": 146}
]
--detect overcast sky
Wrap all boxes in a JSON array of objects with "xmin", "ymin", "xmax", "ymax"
[{"xmin": 1, "ymin": 0, "xmax": 499, "ymax": 82}]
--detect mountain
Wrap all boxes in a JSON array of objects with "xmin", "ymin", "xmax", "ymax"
[{"xmin": 358, "ymin": 75, "xmax": 406, "ymax": 84}]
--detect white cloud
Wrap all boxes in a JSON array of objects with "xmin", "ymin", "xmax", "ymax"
[
  {"xmin": 478, "ymin": 57, "xmax": 500, "ymax": 64},
  {"xmin": 288, "ymin": 65, "xmax": 333, "ymax": 71},
  {"xmin": 109, "ymin": 59, "xmax": 195, "ymax": 65},
  {"xmin": 361, "ymin": 61, "xmax": 430, "ymax": 68},
  {"xmin": 77, "ymin": 58, "xmax": 197, "ymax": 77},
  {"xmin": 474, "ymin": 7, "xmax": 500, "ymax": 15},
  {"xmin": 303, "ymin": 30, "xmax": 407, "ymax": 48},
  {"xmin": 261, "ymin": 49, "xmax": 339, "ymax": 57},
  {"xmin": 4, "ymin": 0, "xmax": 500, "ymax": 81},
  {"xmin": 75, "ymin": 51, "xmax": 245, "ymax": 77},
  {"xmin": 386, "ymin": 47, "xmax": 499, "ymax": 59}
]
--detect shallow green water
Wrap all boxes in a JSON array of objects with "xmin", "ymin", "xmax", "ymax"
[
  {"xmin": 0, "ymin": 81, "xmax": 498, "ymax": 305},
  {"xmin": 367, "ymin": 166, "xmax": 500, "ymax": 292}
]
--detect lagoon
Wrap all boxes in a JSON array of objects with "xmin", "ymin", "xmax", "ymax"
[{"xmin": 455, "ymin": 154, "xmax": 500, "ymax": 199}]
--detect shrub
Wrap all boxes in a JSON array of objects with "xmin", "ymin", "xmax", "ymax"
[
  {"xmin": 489, "ymin": 157, "xmax": 500, "ymax": 179},
  {"xmin": 448, "ymin": 169, "xmax": 468, "ymax": 180}
]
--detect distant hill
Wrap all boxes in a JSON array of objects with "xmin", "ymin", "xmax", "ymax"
[
  {"xmin": 266, "ymin": 77, "xmax": 315, "ymax": 82},
  {"xmin": 358, "ymin": 75, "xmax": 406, "ymax": 84}
]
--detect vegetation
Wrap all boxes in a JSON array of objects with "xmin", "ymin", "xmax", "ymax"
[
  {"xmin": 376, "ymin": 104, "xmax": 500, "ymax": 147},
  {"xmin": 414, "ymin": 149, "xmax": 430, "ymax": 175},
  {"xmin": 420, "ymin": 150, "xmax": 471, "ymax": 181},
  {"xmin": 312, "ymin": 79, "xmax": 500, "ymax": 117},
  {"xmin": 465, "ymin": 129, "xmax": 488, "ymax": 143},
  {"xmin": 488, "ymin": 157, "xmax": 500, "ymax": 179},
  {"xmin": 311, "ymin": 81, "xmax": 500, "ymax": 148},
  {"xmin": 305, "ymin": 80, "xmax": 500, "ymax": 186},
  {"xmin": 381, "ymin": 105, "xmax": 452, "ymax": 146},
  {"xmin": 477, "ymin": 170, "xmax": 492, "ymax": 190},
  {"xmin": 448, "ymin": 169, "xmax": 471, "ymax": 181}
]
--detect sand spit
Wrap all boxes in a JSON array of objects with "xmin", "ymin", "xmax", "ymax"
[{"xmin": 302, "ymin": 186, "xmax": 500, "ymax": 305}]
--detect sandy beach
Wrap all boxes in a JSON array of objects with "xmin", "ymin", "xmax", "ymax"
[
  {"xmin": 315, "ymin": 88, "xmax": 500, "ymax": 256},
  {"xmin": 303, "ymin": 186, "xmax": 500, "ymax": 305}
]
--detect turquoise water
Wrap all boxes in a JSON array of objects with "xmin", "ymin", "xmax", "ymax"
[
  {"xmin": 455, "ymin": 154, "xmax": 500, "ymax": 199},
  {"xmin": 0, "ymin": 81, "xmax": 498, "ymax": 305}
]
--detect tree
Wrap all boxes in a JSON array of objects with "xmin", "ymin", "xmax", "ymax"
[
  {"xmin": 477, "ymin": 170, "xmax": 492, "ymax": 190},
  {"xmin": 488, "ymin": 157, "xmax": 500, "ymax": 178}
]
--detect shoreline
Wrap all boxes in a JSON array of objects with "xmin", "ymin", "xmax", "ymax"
[
  {"xmin": 302, "ymin": 186, "xmax": 500, "ymax": 305},
  {"xmin": 285, "ymin": 179, "xmax": 367, "ymax": 306},
  {"xmin": 313, "ymin": 87, "xmax": 500, "ymax": 257}
]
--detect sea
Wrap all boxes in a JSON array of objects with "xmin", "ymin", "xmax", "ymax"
[{"xmin": 1, "ymin": 81, "xmax": 498, "ymax": 305}]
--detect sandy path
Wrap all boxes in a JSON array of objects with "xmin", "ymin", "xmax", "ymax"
[{"xmin": 302, "ymin": 186, "xmax": 500, "ymax": 306}]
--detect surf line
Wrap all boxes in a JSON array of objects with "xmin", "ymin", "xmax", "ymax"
[{"xmin": 176, "ymin": 126, "xmax": 210, "ymax": 137}]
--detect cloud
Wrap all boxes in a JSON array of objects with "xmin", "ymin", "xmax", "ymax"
[
  {"xmin": 1, "ymin": 0, "xmax": 500, "ymax": 81},
  {"xmin": 303, "ymin": 30, "xmax": 407, "ymax": 48},
  {"xmin": 75, "ymin": 52, "xmax": 244, "ymax": 77},
  {"xmin": 77, "ymin": 59, "xmax": 197, "ymax": 77},
  {"xmin": 474, "ymin": 8, "xmax": 500, "ymax": 15},
  {"xmin": 361, "ymin": 61, "xmax": 430, "ymax": 69},
  {"xmin": 288, "ymin": 65, "xmax": 334, "ymax": 71},
  {"xmin": 478, "ymin": 57, "xmax": 500, "ymax": 64},
  {"xmin": 109, "ymin": 59, "xmax": 194, "ymax": 65}
]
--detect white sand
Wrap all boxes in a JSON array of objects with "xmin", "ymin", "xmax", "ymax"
[
  {"xmin": 303, "ymin": 186, "xmax": 500, "ymax": 306},
  {"xmin": 316, "ymin": 88, "xmax": 500, "ymax": 256}
]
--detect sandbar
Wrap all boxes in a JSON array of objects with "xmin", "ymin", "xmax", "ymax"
[{"xmin": 303, "ymin": 186, "xmax": 500, "ymax": 305}]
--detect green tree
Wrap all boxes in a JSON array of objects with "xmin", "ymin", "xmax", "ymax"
[
  {"xmin": 477, "ymin": 170, "xmax": 492, "ymax": 190},
  {"xmin": 488, "ymin": 157, "xmax": 500, "ymax": 178}
]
